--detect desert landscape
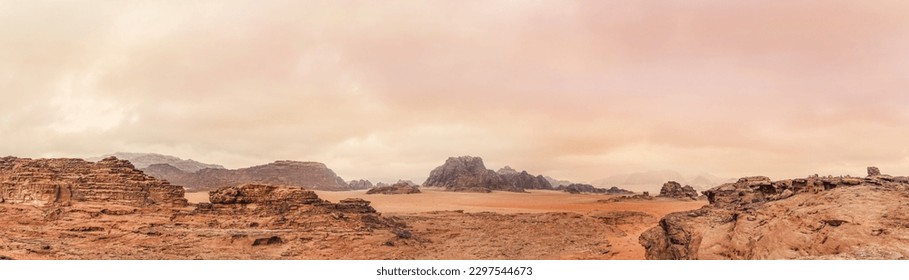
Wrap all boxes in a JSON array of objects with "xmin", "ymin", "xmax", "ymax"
[
  {"xmin": 2, "ymin": 154, "xmax": 908, "ymax": 260},
  {"xmin": 4, "ymin": 1, "xmax": 909, "ymax": 265},
  {"xmin": 0, "ymin": 154, "xmax": 707, "ymax": 260}
]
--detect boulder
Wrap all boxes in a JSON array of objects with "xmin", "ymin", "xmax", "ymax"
[{"xmin": 868, "ymin": 166, "xmax": 881, "ymax": 177}]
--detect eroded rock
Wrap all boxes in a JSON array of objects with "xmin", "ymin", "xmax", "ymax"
[
  {"xmin": 422, "ymin": 156, "xmax": 516, "ymax": 192},
  {"xmin": 640, "ymin": 169, "xmax": 909, "ymax": 259},
  {"xmin": 657, "ymin": 181, "xmax": 698, "ymax": 200},
  {"xmin": 0, "ymin": 156, "xmax": 187, "ymax": 207}
]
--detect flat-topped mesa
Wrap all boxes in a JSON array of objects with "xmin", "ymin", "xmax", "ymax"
[
  {"xmin": 640, "ymin": 169, "xmax": 909, "ymax": 260},
  {"xmin": 0, "ymin": 156, "xmax": 187, "ymax": 207},
  {"xmin": 657, "ymin": 181, "xmax": 698, "ymax": 200}
]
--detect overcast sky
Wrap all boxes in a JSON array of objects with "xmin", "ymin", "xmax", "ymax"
[{"xmin": 2, "ymin": 1, "xmax": 909, "ymax": 183}]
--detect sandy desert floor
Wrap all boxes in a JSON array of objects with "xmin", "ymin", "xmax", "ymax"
[{"xmin": 191, "ymin": 189, "xmax": 706, "ymax": 259}]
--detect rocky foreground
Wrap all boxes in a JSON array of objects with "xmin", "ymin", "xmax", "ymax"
[{"xmin": 639, "ymin": 168, "xmax": 909, "ymax": 259}]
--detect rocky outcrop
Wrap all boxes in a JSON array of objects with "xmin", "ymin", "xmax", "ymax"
[
  {"xmin": 555, "ymin": 184, "xmax": 634, "ymax": 195},
  {"xmin": 500, "ymin": 171, "xmax": 552, "ymax": 190},
  {"xmin": 423, "ymin": 156, "xmax": 556, "ymax": 192},
  {"xmin": 599, "ymin": 192, "xmax": 653, "ymax": 203},
  {"xmin": 868, "ymin": 166, "xmax": 881, "ymax": 177},
  {"xmin": 194, "ymin": 184, "xmax": 388, "ymax": 229},
  {"xmin": 657, "ymin": 181, "xmax": 698, "ymax": 200},
  {"xmin": 348, "ymin": 179, "xmax": 373, "ymax": 190},
  {"xmin": 89, "ymin": 152, "xmax": 224, "ymax": 172},
  {"xmin": 367, "ymin": 181, "xmax": 421, "ymax": 195},
  {"xmin": 639, "ymin": 169, "xmax": 909, "ymax": 259},
  {"xmin": 422, "ymin": 156, "xmax": 516, "ymax": 192},
  {"xmin": 143, "ymin": 160, "xmax": 350, "ymax": 192},
  {"xmin": 0, "ymin": 156, "xmax": 187, "ymax": 207}
]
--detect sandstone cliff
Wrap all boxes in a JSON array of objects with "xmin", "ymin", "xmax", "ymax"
[
  {"xmin": 0, "ymin": 156, "xmax": 187, "ymax": 207},
  {"xmin": 143, "ymin": 160, "xmax": 350, "ymax": 192},
  {"xmin": 639, "ymin": 168, "xmax": 909, "ymax": 259}
]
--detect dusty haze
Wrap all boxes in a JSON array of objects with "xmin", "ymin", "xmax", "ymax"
[{"xmin": 2, "ymin": 1, "xmax": 908, "ymax": 184}]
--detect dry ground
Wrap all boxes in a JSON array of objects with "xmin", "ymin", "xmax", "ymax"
[
  {"xmin": 1, "ymin": 189, "xmax": 703, "ymax": 260},
  {"xmin": 202, "ymin": 188, "xmax": 704, "ymax": 259}
]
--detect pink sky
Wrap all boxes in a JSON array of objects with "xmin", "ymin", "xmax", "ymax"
[{"xmin": 2, "ymin": 1, "xmax": 909, "ymax": 184}]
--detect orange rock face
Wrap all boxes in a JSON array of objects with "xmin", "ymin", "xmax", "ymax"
[
  {"xmin": 0, "ymin": 156, "xmax": 187, "ymax": 207},
  {"xmin": 640, "ymin": 170, "xmax": 909, "ymax": 259}
]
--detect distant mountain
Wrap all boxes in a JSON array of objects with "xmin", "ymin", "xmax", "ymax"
[
  {"xmin": 543, "ymin": 176, "xmax": 573, "ymax": 188},
  {"xmin": 87, "ymin": 152, "xmax": 224, "ymax": 173},
  {"xmin": 593, "ymin": 170, "xmax": 734, "ymax": 193},
  {"xmin": 143, "ymin": 160, "xmax": 350, "ymax": 192},
  {"xmin": 422, "ymin": 156, "xmax": 551, "ymax": 192},
  {"xmin": 496, "ymin": 166, "xmax": 519, "ymax": 175}
]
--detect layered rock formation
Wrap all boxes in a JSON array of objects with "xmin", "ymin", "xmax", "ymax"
[
  {"xmin": 88, "ymin": 152, "xmax": 224, "ymax": 172},
  {"xmin": 556, "ymin": 184, "xmax": 634, "ymax": 195},
  {"xmin": 189, "ymin": 184, "xmax": 396, "ymax": 233},
  {"xmin": 143, "ymin": 160, "xmax": 351, "ymax": 192},
  {"xmin": 366, "ymin": 181, "xmax": 421, "ymax": 195},
  {"xmin": 639, "ymin": 169, "xmax": 909, "ymax": 259},
  {"xmin": 200, "ymin": 184, "xmax": 378, "ymax": 216},
  {"xmin": 657, "ymin": 181, "xmax": 698, "ymax": 200},
  {"xmin": 348, "ymin": 179, "xmax": 374, "ymax": 190},
  {"xmin": 423, "ymin": 156, "xmax": 516, "ymax": 192},
  {"xmin": 0, "ymin": 156, "xmax": 187, "ymax": 207}
]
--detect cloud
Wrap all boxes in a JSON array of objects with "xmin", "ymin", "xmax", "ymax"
[{"xmin": 2, "ymin": 1, "xmax": 909, "ymax": 183}]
